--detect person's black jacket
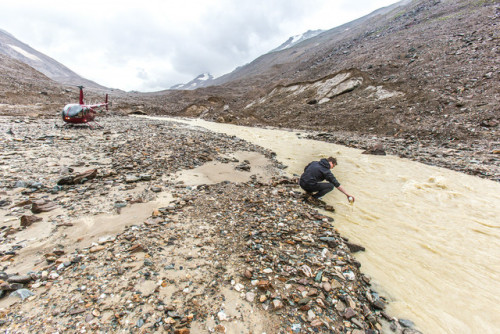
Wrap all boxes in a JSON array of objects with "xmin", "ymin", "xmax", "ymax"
[{"xmin": 299, "ymin": 158, "xmax": 340, "ymax": 188}]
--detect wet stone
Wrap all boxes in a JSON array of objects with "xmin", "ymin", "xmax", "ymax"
[
  {"xmin": 7, "ymin": 275, "xmax": 33, "ymax": 284},
  {"xmin": 344, "ymin": 307, "xmax": 356, "ymax": 319},
  {"xmin": 372, "ymin": 298, "xmax": 386, "ymax": 310},
  {"xmin": 345, "ymin": 241, "xmax": 366, "ymax": 253},
  {"xmin": 31, "ymin": 200, "xmax": 57, "ymax": 213},
  {"xmin": 272, "ymin": 299, "xmax": 284, "ymax": 310},
  {"xmin": 402, "ymin": 329, "xmax": 423, "ymax": 334},
  {"xmin": 298, "ymin": 297, "xmax": 311, "ymax": 305},
  {"xmin": 351, "ymin": 318, "xmax": 364, "ymax": 329},
  {"xmin": 399, "ymin": 318, "xmax": 415, "ymax": 328},
  {"xmin": 20, "ymin": 215, "xmax": 42, "ymax": 227}
]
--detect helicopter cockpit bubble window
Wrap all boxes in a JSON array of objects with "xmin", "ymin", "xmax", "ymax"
[{"xmin": 63, "ymin": 104, "xmax": 84, "ymax": 117}]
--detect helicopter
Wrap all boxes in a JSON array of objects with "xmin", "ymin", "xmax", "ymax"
[{"xmin": 62, "ymin": 86, "xmax": 108, "ymax": 128}]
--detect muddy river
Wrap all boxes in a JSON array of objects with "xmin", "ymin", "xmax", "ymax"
[{"xmin": 149, "ymin": 116, "xmax": 500, "ymax": 334}]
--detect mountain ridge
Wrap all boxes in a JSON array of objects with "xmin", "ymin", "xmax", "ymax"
[
  {"xmin": 170, "ymin": 28, "xmax": 328, "ymax": 91},
  {"xmin": 270, "ymin": 29, "xmax": 325, "ymax": 53},
  {"xmin": 170, "ymin": 72, "xmax": 215, "ymax": 90},
  {"xmin": 0, "ymin": 29, "xmax": 104, "ymax": 90}
]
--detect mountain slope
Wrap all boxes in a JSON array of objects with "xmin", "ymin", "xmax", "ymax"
[
  {"xmin": 208, "ymin": 0, "xmax": 412, "ymax": 88},
  {"xmin": 0, "ymin": 52, "xmax": 69, "ymax": 115},
  {"xmin": 0, "ymin": 29, "xmax": 104, "ymax": 89},
  {"xmin": 147, "ymin": 0, "xmax": 498, "ymax": 141},
  {"xmin": 140, "ymin": 0, "xmax": 498, "ymax": 180}
]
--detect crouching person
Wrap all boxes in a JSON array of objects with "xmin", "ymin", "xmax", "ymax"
[{"xmin": 299, "ymin": 157, "xmax": 354, "ymax": 202}]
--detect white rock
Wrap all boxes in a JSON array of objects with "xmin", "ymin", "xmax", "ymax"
[
  {"xmin": 48, "ymin": 272, "xmax": 59, "ymax": 280},
  {"xmin": 307, "ymin": 310, "xmax": 316, "ymax": 321},
  {"xmin": 217, "ymin": 310, "xmax": 228, "ymax": 321},
  {"xmin": 98, "ymin": 235, "xmax": 116, "ymax": 244},
  {"xmin": 245, "ymin": 292, "xmax": 256, "ymax": 302},
  {"xmin": 343, "ymin": 270, "xmax": 355, "ymax": 281}
]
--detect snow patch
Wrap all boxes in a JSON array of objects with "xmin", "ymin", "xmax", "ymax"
[
  {"xmin": 272, "ymin": 30, "xmax": 324, "ymax": 52},
  {"xmin": 199, "ymin": 73, "xmax": 210, "ymax": 81},
  {"xmin": 8, "ymin": 44, "xmax": 41, "ymax": 61},
  {"xmin": 290, "ymin": 34, "xmax": 303, "ymax": 44}
]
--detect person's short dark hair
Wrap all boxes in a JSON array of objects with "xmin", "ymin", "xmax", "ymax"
[{"xmin": 327, "ymin": 157, "xmax": 337, "ymax": 165}]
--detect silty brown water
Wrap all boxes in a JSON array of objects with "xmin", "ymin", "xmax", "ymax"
[{"xmin": 151, "ymin": 116, "xmax": 500, "ymax": 334}]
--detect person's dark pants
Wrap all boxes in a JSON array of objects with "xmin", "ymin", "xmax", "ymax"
[{"xmin": 299, "ymin": 180, "xmax": 334, "ymax": 198}]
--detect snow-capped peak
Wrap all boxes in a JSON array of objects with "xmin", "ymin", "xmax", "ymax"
[
  {"xmin": 170, "ymin": 72, "xmax": 214, "ymax": 90},
  {"xmin": 272, "ymin": 29, "xmax": 324, "ymax": 52}
]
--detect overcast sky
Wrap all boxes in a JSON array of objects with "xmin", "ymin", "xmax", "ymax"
[{"xmin": 1, "ymin": 0, "xmax": 398, "ymax": 92}]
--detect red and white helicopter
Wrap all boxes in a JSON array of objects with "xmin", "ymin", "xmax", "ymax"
[{"xmin": 62, "ymin": 86, "xmax": 108, "ymax": 128}]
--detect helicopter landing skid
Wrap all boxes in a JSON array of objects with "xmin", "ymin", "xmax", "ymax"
[{"xmin": 63, "ymin": 121, "xmax": 103, "ymax": 130}]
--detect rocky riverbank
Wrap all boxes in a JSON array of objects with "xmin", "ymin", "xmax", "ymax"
[
  {"xmin": 0, "ymin": 116, "xmax": 421, "ymax": 333},
  {"xmin": 305, "ymin": 131, "xmax": 499, "ymax": 182}
]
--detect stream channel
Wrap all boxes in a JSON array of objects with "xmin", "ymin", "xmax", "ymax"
[{"xmin": 149, "ymin": 116, "xmax": 500, "ymax": 334}]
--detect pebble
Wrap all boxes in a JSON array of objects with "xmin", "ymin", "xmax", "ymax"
[
  {"xmin": 307, "ymin": 309, "xmax": 316, "ymax": 321},
  {"xmin": 89, "ymin": 245, "xmax": 105, "ymax": 253},
  {"xmin": 399, "ymin": 318, "xmax": 415, "ymax": 328},
  {"xmin": 272, "ymin": 299, "xmax": 284, "ymax": 310},
  {"xmin": 372, "ymin": 298, "xmax": 386, "ymax": 310},
  {"xmin": 245, "ymin": 292, "xmax": 256, "ymax": 302},
  {"xmin": 343, "ymin": 270, "xmax": 356, "ymax": 280},
  {"xmin": 7, "ymin": 275, "xmax": 32, "ymax": 284},
  {"xmin": 344, "ymin": 307, "xmax": 357, "ymax": 319},
  {"xmin": 20, "ymin": 215, "xmax": 42, "ymax": 227},
  {"xmin": 10, "ymin": 288, "xmax": 35, "ymax": 300},
  {"xmin": 217, "ymin": 310, "xmax": 228, "ymax": 321}
]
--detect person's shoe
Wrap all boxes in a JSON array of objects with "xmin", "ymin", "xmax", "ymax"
[
  {"xmin": 306, "ymin": 196, "xmax": 323, "ymax": 206},
  {"xmin": 312, "ymin": 195, "xmax": 326, "ymax": 203},
  {"xmin": 324, "ymin": 204, "xmax": 335, "ymax": 212}
]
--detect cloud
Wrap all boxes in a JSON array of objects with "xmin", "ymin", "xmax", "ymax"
[{"xmin": 0, "ymin": 0, "xmax": 397, "ymax": 91}]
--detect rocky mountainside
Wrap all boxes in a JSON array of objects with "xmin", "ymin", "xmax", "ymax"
[
  {"xmin": 0, "ymin": 53, "xmax": 68, "ymax": 115},
  {"xmin": 140, "ymin": 0, "xmax": 499, "ymax": 179},
  {"xmin": 205, "ymin": 0, "xmax": 412, "ymax": 88},
  {"xmin": 0, "ymin": 29, "xmax": 103, "ymax": 89},
  {"xmin": 0, "ymin": 52, "xmax": 127, "ymax": 118},
  {"xmin": 148, "ymin": 0, "xmax": 498, "ymax": 138}
]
